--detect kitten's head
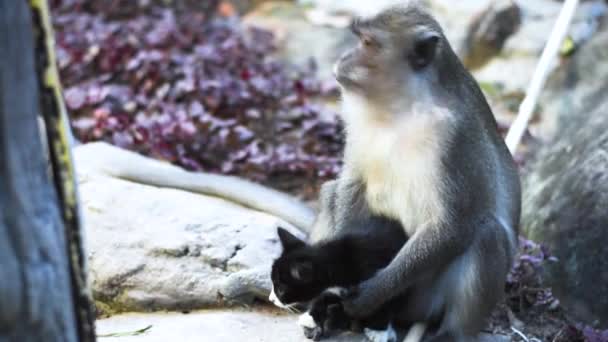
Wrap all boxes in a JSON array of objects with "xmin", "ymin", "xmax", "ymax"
[{"xmin": 269, "ymin": 228, "xmax": 328, "ymax": 307}]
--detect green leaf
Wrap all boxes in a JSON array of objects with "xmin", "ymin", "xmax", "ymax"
[{"xmin": 560, "ymin": 36, "xmax": 576, "ymax": 57}]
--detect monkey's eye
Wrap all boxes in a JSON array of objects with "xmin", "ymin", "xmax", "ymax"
[
  {"xmin": 361, "ymin": 36, "xmax": 373, "ymax": 47},
  {"xmin": 408, "ymin": 32, "xmax": 440, "ymax": 70}
]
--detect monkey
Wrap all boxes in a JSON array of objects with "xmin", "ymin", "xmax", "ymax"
[{"xmin": 306, "ymin": 3, "xmax": 521, "ymax": 341}]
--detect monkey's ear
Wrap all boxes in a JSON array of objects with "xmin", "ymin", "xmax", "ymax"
[
  {"xmin": 290, "ymin": 261, "xmax": 314, "ymax": 283},
  {"xmin": 408, "ymin": 30, "xmax": 440, "ymax": 70},
  {"xmin": 277, "ymin": 227, "xmax": 305, "ymax": 252}
]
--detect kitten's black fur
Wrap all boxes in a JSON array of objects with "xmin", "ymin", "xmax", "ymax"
[{"xmin": 271, "ymin": 217, "xmax": 407, "ymax": 339}]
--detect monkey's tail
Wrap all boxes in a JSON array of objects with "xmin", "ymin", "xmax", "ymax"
[
  {"xmin": 73, "ymin": 142, "xmax": 316, "ymax": 232},
  {"xmin": 403, "ymin": 322, "xmax": 427, "ymax": 342}
]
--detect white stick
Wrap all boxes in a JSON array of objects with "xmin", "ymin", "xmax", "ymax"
[
  {"xmin": 505, "ymin": 0, "xmax": 580, "ymax": 154},
  {"xmin": 510, "ymin": 326, "xmax": 530, "ymax": 342}
]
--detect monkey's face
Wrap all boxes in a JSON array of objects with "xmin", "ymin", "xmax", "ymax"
[{"xmin": 334, "ymin": 6, "xmax": 442, "ymax": 102}]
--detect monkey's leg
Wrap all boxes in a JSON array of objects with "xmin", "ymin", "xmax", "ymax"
[
  {"xmin": 395, "ymin": 266, "xmax": 476, "ymax": 342},
  {"xmin": 401, "ymin": 220, "xmax": 511, "ymax": 342},
  {"xmin": 360, "ymin": 299, "xmax": 403, "ymax": 342},
  {"xmin": 439, "ymin": 221, "xmax": 511, "ymax": 341}
]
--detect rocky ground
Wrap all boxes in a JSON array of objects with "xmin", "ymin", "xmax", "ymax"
[
  {"xmin": 96, "ymin": 307, "xmax": 507, "ymax": 342},
  {"xmin": 96, "ymin": 307, "xmax": 368, "ymax": 342}
]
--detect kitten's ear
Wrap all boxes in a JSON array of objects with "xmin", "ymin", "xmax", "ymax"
[
  {"xmin": 277, "ymin": 227, "xmax": 305, "ymax": 252},
  {"xmin": 290, "ymin": 261, "xmax": 313, "ymax": 283}
]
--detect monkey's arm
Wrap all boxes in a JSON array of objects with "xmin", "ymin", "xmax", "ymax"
[
  {"xmin": 308, "ymin": 180, "xmax": 338, "ymax": 243},
  {"xmin": 342, "ymin": 218, "xmax": 477, "ymax": 317}
]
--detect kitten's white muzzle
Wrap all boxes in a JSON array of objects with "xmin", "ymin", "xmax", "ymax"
[{"xmin": 268, "ymin": 286, "xmax": 289, "ymax": 309}]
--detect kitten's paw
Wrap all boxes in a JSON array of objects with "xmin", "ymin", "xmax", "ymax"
[
  {"xmin": 337, "ymin": 285, "xmax": 358, "ymax": 299},
  {"xmin": 300, "ymin": 312, "xmax": 324, "ymax": 341},
  {"xmin": 333, "ymin": 286, "xmax": 358, "ymax": 299},
  {"xmin": 364, "ymin": 326, "xmax": 397, "ymax": 342},
  {"xmin": 303, "ymin": 326, "xmax": 324, "ymax": 341},
  {"xmin": 298, "ymin": 312, "xmax": 317, "ymax": 329}
]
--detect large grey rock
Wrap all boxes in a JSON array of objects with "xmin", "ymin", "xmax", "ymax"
[
  {"xmin": 522, "ymin": 26, "xmax": 608, "ymax": 326},
  {"xmin": 74, "ymin": 145, "xmax": 305, "ymax": 314},
  {"xmin": 522, "ymin": 102, "xmax": 608, "ymax": 326}
]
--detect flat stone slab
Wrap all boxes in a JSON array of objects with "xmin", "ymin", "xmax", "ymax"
[
  {"xmin": 96, "ymin": 308, "xmax": 510, "ymax": 342},
  {"xmin": 96, "ymin": 308, "xmax": 367, "ymax": 342}
]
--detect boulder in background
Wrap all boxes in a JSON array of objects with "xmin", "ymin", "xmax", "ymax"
[
  {"xmin": 74, "ymin": 144, "xmax": 303, "ymax": 315},
  {"xmin": 522, "ymin": 25, "xmax": 608, "ymax": 327}
]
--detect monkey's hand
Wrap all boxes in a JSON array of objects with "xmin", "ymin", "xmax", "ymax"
[{"xmin": 340, "ymin": 281, "xmax": 383, "ymax": 319}]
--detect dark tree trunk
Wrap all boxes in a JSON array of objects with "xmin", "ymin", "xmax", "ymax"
[{"xmin": 0, "ymin": 1, "xmax": 95, "ymax": 341}]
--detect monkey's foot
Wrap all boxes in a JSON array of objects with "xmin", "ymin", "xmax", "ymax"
[{"xmin": 364, "ymin": 325, "xmax": 397, "ymax": 342}]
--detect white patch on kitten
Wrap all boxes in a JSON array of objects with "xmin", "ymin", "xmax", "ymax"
[
  {"xmin": 325, "ymin": 286, "xmax": 348, "ymax": 297},
  {"xmin": 268, "ymin": 285, "xmax": 289, "ymax": 309},
  {"xmin": 297, "ymin": 312, "xmax": 318, "ymax": 329}
]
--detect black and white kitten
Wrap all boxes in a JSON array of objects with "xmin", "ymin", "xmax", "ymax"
[{"xmin": 269, "ymin": 221, "xmax": 407, "ymax": 342}]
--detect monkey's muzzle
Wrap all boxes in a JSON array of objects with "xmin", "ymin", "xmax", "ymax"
[{"xmin": 333, "ymin": 50, "xmax": 360, "ymax": 88}]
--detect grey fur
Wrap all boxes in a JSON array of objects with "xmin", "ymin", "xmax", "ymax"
[{"xmin": 310, "ymin": 3, "xmax": 520, "ymax": 341}]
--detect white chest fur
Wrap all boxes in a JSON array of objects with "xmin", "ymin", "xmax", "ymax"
[{"xmin": 341, "ymin": 93, "xmax": 450, "ymax": 236}]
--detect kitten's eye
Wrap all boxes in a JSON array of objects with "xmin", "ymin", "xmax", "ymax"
[{"xmin": 290, "ymin": 261, "xmax": 313, "ymax": 283}]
